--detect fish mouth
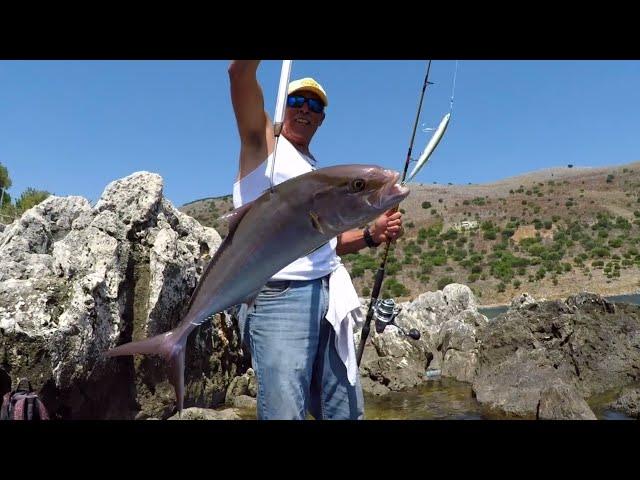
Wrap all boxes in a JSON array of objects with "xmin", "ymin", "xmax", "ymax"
[{"xmin": 377, "ymin": 171, "xmax": 410, "ymax": 208}]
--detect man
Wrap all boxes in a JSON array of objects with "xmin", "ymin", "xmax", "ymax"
[{"xmin": 228, "ymin": 60, "xmax": 403, "ymax": 419}]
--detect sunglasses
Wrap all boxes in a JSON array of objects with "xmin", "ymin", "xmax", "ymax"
[{"xmin": 286, "ymin": 94, "xmax": 325, "ymax": 114}]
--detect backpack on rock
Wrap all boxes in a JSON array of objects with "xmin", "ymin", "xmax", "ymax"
[{"xmin": 0, "ymin": 378, "xmax": 50, "ymax": 421}]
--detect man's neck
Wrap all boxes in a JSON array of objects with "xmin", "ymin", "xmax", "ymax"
[{"xmin": 284, "ymin": 134, "xmax": 311, "ymax": 156}]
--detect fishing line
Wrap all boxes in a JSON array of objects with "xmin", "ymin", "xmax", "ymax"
[
  {"xmin": 449, "ymin": 59, "xmax": 459, "ymax": 114},
  {"xmin": 356, "ymin": 60, "xmax": 434, "ymax": 367},
  {"xmin": 356, "ymin": 60, "xmax": 460, "ymax": 366},
  {"xmin": 405, "ymin": 60, "xmax": 459, "ymax": 184}
]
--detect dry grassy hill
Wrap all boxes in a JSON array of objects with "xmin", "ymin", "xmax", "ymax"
[
  {"xmin": 181, "ymin": 194, "xmax": 235, "ymax": 239},
  {"xmin": 180, "ymin": 161, "xmax": 640, "ymax": 306}
]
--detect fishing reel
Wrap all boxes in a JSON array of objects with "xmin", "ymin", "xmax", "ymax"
[{"xmin": 373, "ymin": 298, "xmax": 421, "ymax": 340}]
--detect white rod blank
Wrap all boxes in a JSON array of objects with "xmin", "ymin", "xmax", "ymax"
[{"xmin": 273, "ymin": 60, "xmax": 293, "ymax": 131}]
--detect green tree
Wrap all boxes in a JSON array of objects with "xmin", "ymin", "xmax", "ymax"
[
  {"xmin": 16, "ymin": 188, "xmax": 51, "ymax": 213},
  {"xmin": 0, "ymin": 163, "xmax": 11, "ymax": 190},
  {"xmin": 0, "ymin": 162, "xmax": 12, "ymax": 207}
]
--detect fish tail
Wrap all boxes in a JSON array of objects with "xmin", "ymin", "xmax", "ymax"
[
  {"xmin": 166, "ymin": 338, "xmax": 186, "ymax": 414},
  {"xmin": 105, "ymin": 328, "xmax": 189, "ymax": 415}
]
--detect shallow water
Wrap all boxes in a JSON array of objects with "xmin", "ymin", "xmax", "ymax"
[
  {"xmin": 229, "ymin": 378, "xmax": 636, "ymax": 420},
  {"xmin": 479, "ymin": 293, "xmax": 640, "ymax": 320},
  {"xmin": 231, "ymin": 377, "xmax": 485, "ymax": 420},
  {"xmin": 607, "ymin": 293, "xmax": 640, "ymax": 306},
  {"xmin": 230, "ymin": 293, "xmax": 639, "ymax": 420},
  {"xmin": 588, "ymin": 386, "xmax": 638, "ymax": 420},
  {"xmin": 364, "ymin": 377, "xmax": 483, "ymax": 420}
]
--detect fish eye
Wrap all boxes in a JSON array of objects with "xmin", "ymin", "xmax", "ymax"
[{"xmin": 350, "ymin": 179, "xmax": 366, "ymax": 192}]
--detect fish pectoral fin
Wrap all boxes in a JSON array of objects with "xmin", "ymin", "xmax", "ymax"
[
  {"xmin": 309, "ymin": 211, "xmax": 325, "ymax": 234},
  {"xmin": 220, "ymin": 201, "xmax": 255, "ymax": 237}
]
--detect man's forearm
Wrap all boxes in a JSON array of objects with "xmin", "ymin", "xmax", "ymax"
[{"xmin": 336, "ymin": 228, "xmax": 375, "ymax": 255}]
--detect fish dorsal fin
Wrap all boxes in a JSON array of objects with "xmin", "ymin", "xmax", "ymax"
[{"xmin": 220, "ymin": 201, "xmax": 254, "ymax": 237}]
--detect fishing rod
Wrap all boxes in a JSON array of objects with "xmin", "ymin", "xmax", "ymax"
[
  {"xmin": 269, "ymin": 60, "xmax": 293, "ymax": 193},
  {"xmin": 356, "ymin": 60, "xmax": 458, "ymax": 366}
]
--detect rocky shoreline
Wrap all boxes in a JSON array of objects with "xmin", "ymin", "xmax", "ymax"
[
  {"xmin": 180, "ymin": 289, "xmax": 640, "ymax": 421},
  {"xmin": 2, "ymin": 172, "xmax": 639, "ymax": 420}
]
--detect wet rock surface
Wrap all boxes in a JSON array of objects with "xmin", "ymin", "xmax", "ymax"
[{"xmin": 473, "ymin": 293, "xmax": 640, "ymax": 418}]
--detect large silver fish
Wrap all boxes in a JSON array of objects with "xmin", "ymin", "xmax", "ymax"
[{"xmin": 105, "ymin": 164, "xmax": 410, "ymax": 413}]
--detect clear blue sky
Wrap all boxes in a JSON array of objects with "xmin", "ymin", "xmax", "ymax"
[{"xmin": 1, "ymin": 60, "xmax": 639, "ymax": 207}]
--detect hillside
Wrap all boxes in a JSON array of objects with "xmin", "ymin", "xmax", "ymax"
[
  {"xmin": 181, "ymin": 194, "xmax": 235, "ymax": 239},
  {"xmin": 179, "ymin": 161, "xmax": 640, "ymax": 306}
]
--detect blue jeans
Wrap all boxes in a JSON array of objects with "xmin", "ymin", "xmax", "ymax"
[{"xmin": 238, "ymin": 275, "xmax": 364, "ymax": 420}]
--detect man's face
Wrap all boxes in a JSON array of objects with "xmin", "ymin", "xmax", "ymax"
[{"xmin": 282, "ymin": 90, "xmax": 325, "ymax": 144}]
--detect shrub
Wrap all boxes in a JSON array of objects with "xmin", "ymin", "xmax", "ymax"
[
  {"xmin": 16, "ymin": 188, "xmax": 51, "ymax": 213},
  {"xmin": 437, "ymin": 277, "xmax": 455, "ymax": 290}
]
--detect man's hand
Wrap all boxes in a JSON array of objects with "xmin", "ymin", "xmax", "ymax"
[{"xmin": 371, "ymin": 209, "xmax": 404, "ymax": 244}]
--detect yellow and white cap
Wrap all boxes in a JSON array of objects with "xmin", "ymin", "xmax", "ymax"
[{"xmin": 288, "ymin": 77, "xmax": 328, "ymax": 107}]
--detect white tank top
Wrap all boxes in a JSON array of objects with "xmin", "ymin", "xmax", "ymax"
[{"xmin": 232, "ymin": 136, "xmax": 340, "ymax": 281}]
